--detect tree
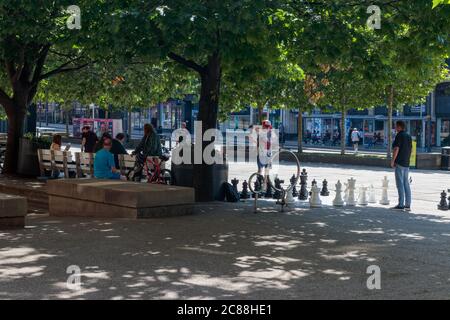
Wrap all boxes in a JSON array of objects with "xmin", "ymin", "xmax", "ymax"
[
  {"xmin": 0, "ymin": 0, "xmax": 104, "ymax": 173},
  {"xmin": 123, "ymin": 0, "xmax": 283, "ymax": 201},
  {"xmin": 363, "ymin": 1, "xmax": 450, "ymax": 157}
]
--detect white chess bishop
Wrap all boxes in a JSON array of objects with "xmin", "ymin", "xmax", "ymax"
[
  {"xmin": 309, "ymin": 184, "xmax": 322, "ymax": 208},
  {"xmin": 333, "ymin": 180, "xmax": 345, "ymax": 207},
  {"xmin": 346, "ymin": 178, "xmax": 357, "ymax": 206},
  {"xmin": 380, "ymin": 176, "xmax": 390, "ymax": 205}
]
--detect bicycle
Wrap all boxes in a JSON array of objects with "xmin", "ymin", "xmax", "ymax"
[
  {"xmin": 143, "ymin": 156, "xmax": 173, "ymax": 185},
  {"xmin": 127, "ymin": 147, "xmax": 174, "ymax": 185},
  {"xmin": 248, "ymin": 149, "xmax": 301, "ymax": 212}
]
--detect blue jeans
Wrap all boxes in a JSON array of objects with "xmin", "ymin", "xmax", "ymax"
[{"xmin": 395, "ymin": 165, "xmax": 411, "ymax": 207}]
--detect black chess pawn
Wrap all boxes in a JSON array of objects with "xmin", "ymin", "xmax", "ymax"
[
  {"xmin": 264, "ymin": 179, "xmax": 273, "ymax": 199},
  {"xmin": 231, "ymin": 178, "xmax": 239, "ymax": 194},
  {"xmin": 320, "ymin": 179, "xmax": 330, "ymax": 197},
  {"xmin": 273, "ymin": 177, "xmax": 284, "ymax": 200},
  {"xmin": 252, "ymin": 178, "xmax": 261, "ymax": 198},
  {"xmin": 298, "ymin": 171, "xmax": 308, "ymax": 201},
  {"xmin": 241, "ymin": 180, "xmax": 250, "ymax": 199},
  {"xmin": 311, "ymin": 179, "xmax": 317, "ymax": 187},
  {"xmin": 438, "ymin": 190, "xmax": 449, "ymax": 210}
]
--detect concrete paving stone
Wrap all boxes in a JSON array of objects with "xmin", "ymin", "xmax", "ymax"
[{"xmin": 0, "ymin": 162, "xmax": 450, "ymax": 299}]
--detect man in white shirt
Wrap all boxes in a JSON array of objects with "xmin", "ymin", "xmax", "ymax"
[{"xmin": 351, "ymin": 128, "xmax": 361, "ymax": 153}]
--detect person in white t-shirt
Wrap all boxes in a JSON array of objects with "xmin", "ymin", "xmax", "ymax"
[{"xmin": 351, "ymin": 128, "xmax": 361, "ymax": 153}]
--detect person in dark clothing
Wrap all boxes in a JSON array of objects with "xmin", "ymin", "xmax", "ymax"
[
  {"xmin": 81, "ymin": 126, "xmax": 98, "ymax": 153},
  {"xmin": 391, "ymin": 121, "xmax": 413, "ymax": 211},
  {"xmin": 95, "ymin": 132, "xmax": 128, "ymax": 169},
  {"xmin": 133, "ymin": 123, "xmax": 162, "ymax": 158}
]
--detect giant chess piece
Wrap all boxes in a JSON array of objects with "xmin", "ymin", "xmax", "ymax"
[
  {"xmin": 263, "ymin": 180, "xmax": 272, "ymax": 198},
  {"xmin": 252, "ymin": 178, "xmax": 261, "ymax": 198},
  {"xmin": 241, "ymin": 180, "xmax": 250, "ymax": 200},
  {"xmin": 333, "ymin": 180, "xmax": 345, "ymax": 207},
  {"xmin": 309, "ymin": 184, "xmax": 322, "ymax": 208},
  {"xmin": 438, "ymin": 190, "xmax": 449, "ymax": 211},
  {"xmin": 346, "ymin": 178, "xmax": 357, "ymax": 206},
  {"xmin": 320, "ymin": 179, "xmax": 330, "ymax": 197},
  {"xmin": 273, "ymin": 177, "xmax": 284, "ymax": 200},
  {"xmin": 298, "ymin": 169, "xmax": 309, "ymax": 201},
  {"xmin": 343, "ymin": 182, "xmax": 349, "ymax": 203},
  {"xmin": 368, "ymin": 184, "xmax": 377, "ymax": 204},
  {"xmin": 285, "ymin": 175, "xmax": 296, "ymax": 204},
  {"xmin": 291, "ymin": 175, "xmax": 298, "ymax": 197},
  {"xmin": 358, "ymin": 186, "xmax": 369, "ymax": 206},
  {"xmin": 379, "ymin": 176, "xmax": 390, "ymax": 205},
  {"xmin": 231, "ymin": 178, "xmax": 239, "ymax": 194}
]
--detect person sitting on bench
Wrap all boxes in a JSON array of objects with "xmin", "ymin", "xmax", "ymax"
[{"xmin": 94, "ymin": 138, "xmax": 122, "ymax": 180}]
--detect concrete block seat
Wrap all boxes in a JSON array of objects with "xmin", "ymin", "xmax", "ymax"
[
  {"xmin": 47, "ymin": 179, "xmax": 195, "ymax": 219},
  {"xmin": 0, "ymin": 193, "xmax": 27, "ymax": 229}
]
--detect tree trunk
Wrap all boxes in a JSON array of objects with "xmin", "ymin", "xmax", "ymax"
[
  {"xmin": 297, "ymin": 107, "xmax": 303, "ymax": 153},
  {"xmin": 3, "ymin": 103, "xmax": 26, "ymax": 174},
  {"xmin": 127, "ymin": 111, "xmax": 132, "ymax": 142},
  {"xmin": 340, "ymin": 107, "xmax": 346, "ymax": 155},
  {"xmin": 257, "ymin": 106, "xmax": 264, "ymax": 124},
  {"xmin": 193, "ymin": 53, "xmax": 221, "ymax": 202},
  {"xmin": 65, "ymin": 107, "xmax": 70, "ymax": 137},
  {"xmin": 387, "ymin": 85, "xmax": 394, "ymax": 159}
]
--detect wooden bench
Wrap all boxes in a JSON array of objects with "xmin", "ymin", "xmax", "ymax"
[
  {"xmin": 75, "ymin": 152, "xmax": 95, "ymax": 178},
  {"xmin": 118, "ymin": 154, "xmax": 136, "ymax": 176},
  {"xmin": 0, "ymin": 193, "xmax": 27, "ymax": 229},
  {"xmin": 47, "ymin": 179, "xmax": 195, "ymax": 219},
  {"xmin": 0, "ymin": 137, "xmax": 6, "ymax": 168},
  {"xmin": 117, "ymin": 154, "xmax": 167, "ymax": 178},
  {"xmin": 37, "ymin": 149, "xmax": 76, "ymax": 178}
]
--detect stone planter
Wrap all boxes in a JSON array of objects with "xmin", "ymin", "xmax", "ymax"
[
  {"xmin": 17, "ymin": 138, "xmax": 41, "ymax": 177},
  {"xmin": 172, "ymin": 162, "xmax": 229, "ymax": 202}
]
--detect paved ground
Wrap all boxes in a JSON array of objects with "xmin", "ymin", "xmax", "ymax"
[{"xmin": 1, "ymin": 162, "xmax": 450, "ymax": 300}]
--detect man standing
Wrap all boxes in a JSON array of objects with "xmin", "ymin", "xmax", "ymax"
[
  {"xmin": 81, "ymin": 126, "xmax": 98, "ymax": 153},
  {"xmin": 391, "ymin": 121, "xmax": 412, "ymax": 211},
  {"xmin": 351, "ymin": 128, "xmax": 361, "ymax": 153}
]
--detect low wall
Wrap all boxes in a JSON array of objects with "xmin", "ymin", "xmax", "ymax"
[
  {"xmin": 47, "ymin": 179, "xmax": 196, "ymax": 219},
  {"xmin": 416, "ymin": 153, "xmax": 442, "ymax": 170}
]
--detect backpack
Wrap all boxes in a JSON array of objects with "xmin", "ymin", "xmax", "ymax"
[{"xmin": 224, "ymin": 182, "xmax": 240, "ymax": 202}]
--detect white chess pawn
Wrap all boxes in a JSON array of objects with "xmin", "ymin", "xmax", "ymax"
[
  {"xmin": 286, "ymin": 187, "xmax": 295, "ymax": 204},
  {"xmin": 379, "ymin": 176, "xmax": 390, "ymax": 205},
  {"xmin": 346, "ymin": 178, "xmax": 357, "ymax": 206},
  {"xmin": 309, "ymin": 184, "xmax": 322, "ymax": 208},
  {"xmin": 368, "ymin": 184, "xmax": 377, "ymax": 204},
  {"xmin": 333, "ymin": 180, "xmax": 345, "ymax": 207},
  {"xmin": 358, "ymin": 186, "xmax": 369, "ymax": 206}
]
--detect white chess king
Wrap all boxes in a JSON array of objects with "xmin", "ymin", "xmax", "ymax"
[
  {"xmin": 346, "ymin": 178, "xmax": 357, "ymax": 206},
  {"xmin": 333, "ymin": 180, "xmax": 345, "ymax": 207}
]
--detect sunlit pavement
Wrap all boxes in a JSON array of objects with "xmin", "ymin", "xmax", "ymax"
[{"xmin": 1, "ymin": 162, "xmax": 450, "ymax": 300}]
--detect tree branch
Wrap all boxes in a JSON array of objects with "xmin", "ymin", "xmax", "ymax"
[
  {"xmin": 31, "ymin": 44, "xmax": 51, "ymax": 85},
  {"xmin": 0, "ymin": 87, "xmax": 12, "ymax": 110},
  {"xmin": 168, "ymin": 52, "xmax": 206, "ymax": 74},
  {"xmin": 39, "ymin": 59, "xmax": 91, "ymax": 81}
]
